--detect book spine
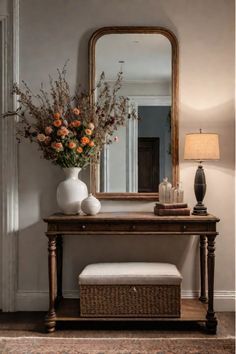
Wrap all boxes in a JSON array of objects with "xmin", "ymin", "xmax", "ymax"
[
  {"xmin": 154, "ymin": 208, "xmax": 191, "ymax": 216},
  {"xmin": 155, "ymin": 203, "xmax": 188, "ymax": 209}
]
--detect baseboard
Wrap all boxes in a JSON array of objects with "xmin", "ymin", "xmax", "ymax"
[
  {"xmin": 213, "ymin": 291, "xmax": 236, "ymax": 311},
  {"xmin": 182, "ymin": 290, "xmax": 235, "ymax": 311},
  {"xmin": 15, "ymin": 290, "xmax": 235, "ymax": 312}
]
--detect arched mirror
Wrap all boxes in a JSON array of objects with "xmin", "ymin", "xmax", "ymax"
[{"xmin": 89, "ymin": 27, "xmax": 179, "ymax": 200}]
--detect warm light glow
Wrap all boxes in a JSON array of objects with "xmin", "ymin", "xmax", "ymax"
[{"xmin": 184, "ymin": 133, "xmax": 220, "ymax": 161}]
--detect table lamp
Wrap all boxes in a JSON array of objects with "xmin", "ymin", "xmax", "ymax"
[{"xmin": 184, "ymin": 130, "xmax": 220, "ymax": 215}]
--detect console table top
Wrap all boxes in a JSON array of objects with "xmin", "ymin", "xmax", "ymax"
[{"xmin": 44, "ymin": 212, "xmax": 220, "ymax": 223}]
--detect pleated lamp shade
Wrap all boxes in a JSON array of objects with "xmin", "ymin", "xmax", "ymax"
[{"xmin": 184, "ymin": 133, "xmax": 220, "ymax": 161}]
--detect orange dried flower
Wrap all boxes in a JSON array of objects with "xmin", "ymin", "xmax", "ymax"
[
  {"xmin": 88, "ymin": 122, "xmax": 95, "ymax": 130},
  {"xmin": 37, "ymin": 133, "xmax": 46, "ymax": 142},
  {"xmin": 81, "ymin": 136, "xmax": 90, "ymax": 146},
  {"xmin": 73, "ymin": 108, "xmax": 80, "ymax": 116},
  {"xmin": 85, "ymin": 129, "xmax": 92, "ymax": 136},
  {"xmin": 68, "ymin": 141, "xmax": 76, "ymax": 149},
  {"xmin": 53, "ymin": 119, "xmax": 62, "ymax": 128},
  {"xmin": 45, "ymin": 126, "xmax": 53, "ymax": 135},
  {"xmin": 76, "ymin": 146, "xmax": 83, "ymax": 153},
  {"xmin": 73, "ymin": 120, "xmax": 81, "ymax": 127},
  {"xmin": 53, "ymin": 112, "xmax": 61, "ymax": 120},
  {"xmin": 57, "ymin": 127, "xmax": 69, "ymax": 136},
  {"xmin": 89, "ymin": 141, "xmax": 95, "ymax": 147},
  {"xmin": 51, "ymin": 142, "xmax": 63, "ymax": 152}
]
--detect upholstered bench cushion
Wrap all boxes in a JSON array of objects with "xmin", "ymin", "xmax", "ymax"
[{"xmin": 79, "ymin": 262, "xmax": 182, "ymax": 285}]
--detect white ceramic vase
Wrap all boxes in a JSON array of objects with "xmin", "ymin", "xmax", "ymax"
[
  {"xmin": 81, "ymin": 193, "xmax": 101, "ymax": 215},
  {"xmin": 57, "ymin": 167, "xmax": 88, "ymax": 215}
]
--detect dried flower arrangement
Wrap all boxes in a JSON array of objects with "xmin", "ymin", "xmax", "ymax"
[{"xmin": 4, "ymin": 64, "xmax": 136, "ymax": 168}]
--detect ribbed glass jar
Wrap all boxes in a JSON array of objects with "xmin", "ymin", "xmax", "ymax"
[
  {"xmin": 158, "ymin": 177, "xmax": 172, "ymax": 203},
  {"xmin": 173, "ymin": 182, "xmax": 184, "ymax": 203}
]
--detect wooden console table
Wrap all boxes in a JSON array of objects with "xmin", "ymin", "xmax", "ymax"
[{"xmin": 43, "ymin": 212, "xmax": 220, "ymax": 333}]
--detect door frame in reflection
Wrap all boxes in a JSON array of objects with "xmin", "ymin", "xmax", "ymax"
[{"xmin": 100, "ymin": 115, "xmax": 138, "ymax": 193}]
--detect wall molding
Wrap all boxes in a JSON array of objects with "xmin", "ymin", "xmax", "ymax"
[
  {"xmin": 16, "ymin": 290, "xmax": 236, "ymax": 312},
  {"xmin": 0, "ymin": 0, "xmax": 19, "ymax": 311},
  {"xmin": 129, "ymin": 95, "xmax": 171, "ymax": 106},
  {"xmin": 126, "ymin": 117, "xmax": 138, "ymax": 192}
]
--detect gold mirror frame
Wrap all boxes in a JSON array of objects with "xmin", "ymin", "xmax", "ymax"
[{"xmin": 89, "ymin": 26, "xmax": 179, "ymax": 200}]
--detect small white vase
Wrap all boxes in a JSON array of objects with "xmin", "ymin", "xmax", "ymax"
[
  {"xmin": 57, "ymin": 167, "xmax": 88, "ymax": 215},
  {"xmin": 81, "ymin": 193, "xmax": 101, "ymax": 215}
]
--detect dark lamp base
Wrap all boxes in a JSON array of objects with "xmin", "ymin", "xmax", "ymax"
[
  {"xmin": 193, "ymin": 165, "xmax": 208, "ymax": 216},
  {"xmin": 192, "ymin": 203, "xmax": 208, "ymax": 216}
]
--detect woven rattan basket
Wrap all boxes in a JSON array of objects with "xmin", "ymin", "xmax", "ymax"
[
  {"xmin": 80, "ymin": 283, "xmax": 181, "ymax": 317},
  {"xmin": 79, "ymin": 262, "xmax": 182, "ymax": 318}
]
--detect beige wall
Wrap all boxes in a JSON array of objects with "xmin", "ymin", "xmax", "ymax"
[
  {"xmin": 0, "ymin": 0, "xmax": 8, "ymax": 14},
  {"xmin": 14, "ymin": 0, "xmax": 235, "ymax": 309}
]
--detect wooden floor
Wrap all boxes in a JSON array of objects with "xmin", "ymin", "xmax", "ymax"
[{"xmin": 0, "ymin": 309, "xmax": 234, "ymax": 338}]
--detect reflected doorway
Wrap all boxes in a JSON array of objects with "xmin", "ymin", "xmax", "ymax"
[{"xmin": 138, "ymin": 137, "xmax": 159, "ymax": 192}]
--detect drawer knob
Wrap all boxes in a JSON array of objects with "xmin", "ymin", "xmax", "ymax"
[
  {"xmin": 82, "ymin": 225, "xmax": 86, "ymax": 230},
  {"xmin": 183, "ymin": 225, "xmax": 187, "ymax": 230},
  {"xmin": 132, "ymin": 225, "xmax": 136, "ymax": 230}
]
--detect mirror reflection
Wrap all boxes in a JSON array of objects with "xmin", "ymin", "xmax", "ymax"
[{"xmin": 95, "ymin": 33, "xmax": 172, "ymax": 193}]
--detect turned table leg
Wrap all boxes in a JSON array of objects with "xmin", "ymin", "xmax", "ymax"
[
  {"xmin": 45, "ymin": 235, "xmax": 57, "ymax": 333},
  {"xmin": 199, "ymin": 235, "xmax": 207, "ymax": 303},
  {"xmin": 206, "ymin": 234, "xmax": 217, "ymax": 334},
  {"xmin": 56, "ymin": 235, "xmax": 63, "ymax": 304}
]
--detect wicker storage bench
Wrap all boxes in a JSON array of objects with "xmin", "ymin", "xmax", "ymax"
[{"xmin": 79, "ymin": 262, "xmax": 182, "ymax": 318}]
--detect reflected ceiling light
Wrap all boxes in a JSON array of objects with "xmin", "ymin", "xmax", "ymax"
[{"xmin": 118, "ymin": 60, "xmax": 125, "ymax": 72}]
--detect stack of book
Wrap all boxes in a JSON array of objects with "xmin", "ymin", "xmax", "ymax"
[{"xmin": 154, "ymin": 202, "xmax": 190, "ymax": 216}]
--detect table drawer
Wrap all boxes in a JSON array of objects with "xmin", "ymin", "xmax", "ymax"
[{"xmin": 50, "ymin": 221, "xmax": 212, "ymax": 233}]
